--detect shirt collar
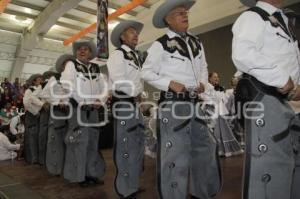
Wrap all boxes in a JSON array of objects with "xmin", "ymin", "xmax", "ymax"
[
  {"xmin": 76, "ymin": 59, "xmax": 90, "ymax": 67},
  {"xmin": 256, "ymin": 1, "xmax": 281, "ymax": 15},
  {"xmin": 121, "ymin": 44, "xmax": 136, "ymax": 52},
  {"xmin": 166, "ymin": 28, "xmax": 192, "ymax": 39}
]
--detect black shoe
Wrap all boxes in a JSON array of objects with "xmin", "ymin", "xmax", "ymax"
[
  {"xmin": 190, "ymin": 195, "xmax": 200, "ymax": 199},
  {"xmin": 85, "ymin": 177, "xmax": 104, "ymax": 185},
  {"xmin": 136, "ymin": 187, "xmax": 146, "ymax": 193},
  {"xmin": 120, "ymin": 193, "xmax": 137, "ymax": 199},
  {"xmin": 79, "ymin": 181, "xmax": 89, "ymax": 188}
]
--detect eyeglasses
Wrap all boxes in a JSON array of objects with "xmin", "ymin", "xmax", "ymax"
[{"xmin": 170, "ymin": 11, "xmax": 189, "ymax": 17}]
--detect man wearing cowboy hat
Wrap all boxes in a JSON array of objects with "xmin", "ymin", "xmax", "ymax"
[
  {"xmin": 107, "ymin": 20, "xmax": 145, "ymax": 199},
  {"xmin": 232, "ymin": 0, "xmax": 300, "ymax": 198},
  {"xmin": 142, "ymin": 0, "xmax": 221, "ymax": 198},
  {"xmin": 23, "ymin": 74, "xmax": 45, "ymax": 164},
  {"xmin": 60, "ymin": 41, "xmax": 107, "ymax": 186},
  {"xmin": 38, "ymin": 55, "xmax": 74, "ymax": 175}
]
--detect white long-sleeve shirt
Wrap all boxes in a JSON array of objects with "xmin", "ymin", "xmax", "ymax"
[
  {"xmin": 107, "ymin": 44, "xmax": 144, "ymax": 97},
  {"xmin": 60, "ymin": 59, "xmax": 108, "ymax": 104},
  {"xmin": 9, "ymin": 115, "xmax": 24, "ymax": 135},
  {"xmin": 142, "ymin": 29, "xmax": 208, "ymax": 91},
  {"xmin": 0, "ymin": 132, "xmax": 20, "ymax": 161},
  {"xmin": 23, "ymin": 86, "xmax": 44, "ymax": 115},
  {"xmin": 38, "ymin": 76, "xmax": 69, "ymax": 105},
  {"xmin": 232, "ymin": 1, "xmax": 300, "ymax": 88}
]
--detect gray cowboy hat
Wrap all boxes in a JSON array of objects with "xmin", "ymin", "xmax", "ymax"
[
  {"xmin": 153, "ymin": 0, "xmax": 196, "ymax": 28},
  {"xmin": 42, "ymin": 71, "xmax": 57, "ymax": 80},
  {"xmin": 55, "ymin": 54, "xmax": 74, "ymax": 73},
  {"xmin": 27, "ymin": 74, "xmax": 43, "ymax": 85},
  {"xmin": 111, "ymin": 20, "xmax": 144, "ymax": 47},
  {"xmin": 72, "ymin": 40, "xmax": 97, "ymax": 60},
  {"xmin": 240, "ymin": 0, "xmax": 257, "ymax": 7}
]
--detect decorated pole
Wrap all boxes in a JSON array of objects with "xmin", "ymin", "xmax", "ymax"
[{"xmin": 96, "ymin": 0, "xmax": 109, "ymax": 61}]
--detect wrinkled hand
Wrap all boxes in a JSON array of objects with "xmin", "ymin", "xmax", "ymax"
[
  {"xmin": 197, "ymin": 83, "xmax": 205, "ymax": 94},
  {"xmin": 278, "ymin": 78, "xmax": 294, "ymax": 95},
  {"xmin": 291, "ymin": 86, "xmax": 300, "ymax": 101},
  {"xmin": 169, "ymin": 81, "xmax": 186, "ymax": 93}
]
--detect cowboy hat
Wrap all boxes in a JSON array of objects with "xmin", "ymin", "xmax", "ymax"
[
  {"xmin": 111, "ymin": 20, "xmax": 144, "ymax": 47},
  {"xmin": 153, "ymin": 0, "xmax": 196, "ymax": 28}
]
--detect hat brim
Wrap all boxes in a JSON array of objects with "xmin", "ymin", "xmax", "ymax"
[
  {"xmin": 111, "ymin": 20, "xmax": 144, "ymax": 47},
  {"xmin": 240, "ymin": 0, "xmax": 256, "ymax": 7},
  {"xmin": 27, "ymin": 74, "xmax": 42, "ymax": 85},
  {"xmin": 42, "ymin": 71, "xmax": 57, "ymax": 79},
  {"xmin": 72, "ymin": 41, "xmax": 97, "ymax": 60},
  {"xmin": 55, "ymin": 54, "xmax": 74, "ymax": 73},
  {"xmin": 153, "ymin": 0, "xmax": 196, "ymax": 29}
]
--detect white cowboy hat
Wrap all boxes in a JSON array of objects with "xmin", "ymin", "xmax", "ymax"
[
  {"xmin": 111, "ymin": 20, "xmax": 144, "ymax": 47},
  {"xmin": 240, "ymin": 0, "xmax": 257, "ymax": 7},
  {"xmin": 153, "ymin": 0, "xmax": 196, "ymax": 28},
  {"xmin": 27, "ymin": 74, "xmax": 43, "ymax": 85},
  {"xmin": 72, "ymin": 40, "xmax": 97, "ymax": 60},
  {"xmin": 55, "ymin": 54, "xmax": 75, "ymax": 73}
]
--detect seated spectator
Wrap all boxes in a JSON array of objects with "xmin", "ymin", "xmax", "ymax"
[
  {"xmin": 0, "ymin": 130, "xmax": 20, "ymax": 161},
  {"xmin": 0, "ymin": 103, "xmax": 18, "ymax": 126},
  {"xmin": 9, "ymin": 113, "xmax": 25, "ymax": 143}
]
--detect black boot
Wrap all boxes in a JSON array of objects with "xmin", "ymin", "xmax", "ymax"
[
  {"xmin": 85, "ymin": 176, "xmax": 104, "ymax": 185},
  {"xmin": 78, "ymin": 181, "xmax": 89, "ymax": 188}
]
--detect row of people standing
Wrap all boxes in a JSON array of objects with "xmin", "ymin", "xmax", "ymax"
[
  {"xmin": 21, "ymin": 0, "xmax": 300, "ymax": 199},
  {"xmin": 109, "ymin": 0, "xmax": 300, "ymax": 198},
  {"xmin": 23, "ymin": 41, "xmax": 107, "ymax": 187}
]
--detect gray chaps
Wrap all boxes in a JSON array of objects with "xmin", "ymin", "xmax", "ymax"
[
  {"xmin": 46, "ymin": 108, "xmax": 67, "ymax": 175},
  {"xmin": 24, "ymin": 112, "xmax": 39, "ymax": 164},
  {"xmin": 113, "ymin": 102, "xmax": 145, "ymax": 198},
  {"xmin": 38, "ymin": 109, "xmax": 49, "ymax": 165},
  {"xmin": 243, "ymin": 94, "xmax": 295, "ymax": 199},
  {"xmin": 157, "ymin": 99, "xmax": 221, "ymax": 199},
  {"xmin": 63, "ymin": 107, "xmax": 106, "ymax": 183}
]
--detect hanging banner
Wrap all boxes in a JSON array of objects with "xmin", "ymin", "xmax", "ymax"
[{"xmin": 96, "ymin": 0, "xmax": 109, "ymax": 63}]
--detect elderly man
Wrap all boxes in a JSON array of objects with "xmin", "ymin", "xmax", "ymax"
[
  {"xmin": 142, "ymin": 0, "xmax": 221, "ymax": 198},
  {"xmin": 23, "ymin": 74, "xmax": 44, "ymax": 164},
  {"xmin": 107, "ymin": 20, "xmax": 145, "ymax": 199},
  {"xmin": 39, "ymin": 55, "xmax": 74, "ymax": 176},
  {"xmin": 60, "ymin": 41, "xmax": 107, "ymax": 186},
  {"xmin": 232, "ymin": 0, "xmax": 300, "ymax": 198}
]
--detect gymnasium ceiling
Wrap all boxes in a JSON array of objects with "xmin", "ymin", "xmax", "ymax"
[{"xmin": 0, "ymin": 0, "xmax": 159, "ymax": 41}]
